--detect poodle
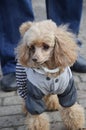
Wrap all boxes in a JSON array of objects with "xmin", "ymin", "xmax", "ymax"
[{"xmin": 16, "ymin": 20, "xmax": 85, "ymax": 130}]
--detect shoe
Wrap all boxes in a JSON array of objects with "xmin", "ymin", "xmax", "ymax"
[
  {"xmin": 71, "ymin": 55, "xmax": 86, "ymax": 73},
  {"xmin": 0, "ymin": 72, "xmax": 17, "ymax": 92}
]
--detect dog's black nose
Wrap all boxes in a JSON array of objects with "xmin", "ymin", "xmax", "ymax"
[{"xmin": 32, "ymin": 58, "xmax": 37, "ymax": 62}]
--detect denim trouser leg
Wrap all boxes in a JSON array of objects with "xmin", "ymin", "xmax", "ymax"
[
  {"xmin": 46, "ymin": 0, "xmax": 83, "ymax": 35},
  {"xmin": 0, "ymin": 0, "xmax": 34, "ymax": 75}
]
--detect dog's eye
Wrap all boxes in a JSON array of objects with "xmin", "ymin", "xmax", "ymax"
[
  {"xmin": 43, "ymin": 43, "xmax": 49, "ymax": 50},
  {"xmin": 30, "ymin": 45, "xmax": 35, "ymax": 52}
]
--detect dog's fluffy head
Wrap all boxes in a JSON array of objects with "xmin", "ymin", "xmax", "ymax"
[{"xmin": 16, "ymin": 20, "xmax": 78, "ymax": 69}]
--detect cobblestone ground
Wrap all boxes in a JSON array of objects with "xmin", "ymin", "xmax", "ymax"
[{"xmin": 0, "ymin": 0, "xmax": 86, "ymax": 130}]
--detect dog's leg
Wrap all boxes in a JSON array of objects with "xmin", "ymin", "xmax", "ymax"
[
  {"xmin": 59, "ymin": 103, "xmax": 85, "ymax": 130},
  {"xmin": 44, "ymin": 95, "xmax": 59, "ymax": 111},
  {"xmin": 25, "ymin": 112, "xmax": 50, "ymax": 130}
]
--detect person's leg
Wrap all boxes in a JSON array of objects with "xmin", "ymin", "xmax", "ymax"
[
  {"xmin": 46, "ymin": 0, "xmax": 86, "ymax": 73},
  {"xmin": 0, "ymin": 0, "xmax": 34, "ymax": 91},
  {"xmin": 46, "ymin": 0, "xmax": 82, "ymax": 35}
]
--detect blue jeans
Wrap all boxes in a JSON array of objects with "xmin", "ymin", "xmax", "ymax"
[
  {"xmin": 0, "ymin": 0, "xmax": 83, "ymax": 75},
  {"xmin": 0, "ymin": 0, "xmax": 34, "ymax": 75},
  {"xmin": 46, "ymin": 0, "xmax": 83, "ymax": 35}
]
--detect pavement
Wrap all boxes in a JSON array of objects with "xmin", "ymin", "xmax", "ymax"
[{"xmin": 0, "ymin": 0, "xmax": 86, "ymax": 130}]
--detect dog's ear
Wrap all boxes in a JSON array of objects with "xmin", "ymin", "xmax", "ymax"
[
  {"xmin": 54, "ymin": 26, "xmax": 78, "ymax": 68},
  {"xmin": 19, "ymin": 21, "xmax": 33, "ymax": 36},
  {"xmin": 16, "ymin": 41, "xmax": 30, "ymax": 66}
]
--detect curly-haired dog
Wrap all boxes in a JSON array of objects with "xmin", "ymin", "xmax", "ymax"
[{"xmin": 16, "ymin": 20, "xmax": 85, "ymax": 130}]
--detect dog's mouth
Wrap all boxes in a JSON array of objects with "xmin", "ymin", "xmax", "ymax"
[
  {"xmin": 32, "ymin": 59, "xmax": 47, "ymax": 65},
  {"xmin": 31, "ymin": 60, "xmax": 48, "ymax": 70},
  {"xmin": 30, "ymin": 60, "xmax": 44, "ymax": 68},
  {"xmin": 36, "ymin": 61, "xmax": 45, "ymax": 65}
]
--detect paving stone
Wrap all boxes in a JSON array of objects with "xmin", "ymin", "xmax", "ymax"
[
  {"xmin": 79, "ymin": 74, "xmax": 86, "ymax": 82},
  {"xmin": 0, "ymin": 91, "xmax": 16, "ymax": 98},
  {"xmin": 0, "ymin": 128, "xmax": 14, "ymax": 130},
  {"xmin": 32, "ymin": 0, "xmax": 46, "ymax": 21},
  {"xmin": 3, "ymin": 96, "xmax": 22, "ymax": 106},
  {"xmin": 46, "ymin": 111, "xmax": 62, "ymax": 123},
  {"xmin": 77, "ymin": 90, "xmax": 86, "ymax": 99},
  {"xmin": 73, "ymin": 75, "xmax": 81, "ymax": 83},
  {"xmin": 50, "ymin": 122, "xmax": 66, "ymax": 130},
  {"xmin": 0, "ymin": 115, "xmax": 25, "ymax": 129},
  {"xmin": 0, "ymin": 105, "xmax": 22, "ymax": 116},
  {"xmin": 0, "ymin": 98, "xmax": 2, "ymax": 105},
  {"xmin": 33, "ymin": 6, "xmax": 46, "ymax": 21},
  {"xmin": 79, "ymin": 99, "xmax": 86, "ymax": 108},
  {"xmin": 84, "ymin": 109, "xmax": 86, "ymax": 120},
  {"xmin": 77, "ymin": 82, "xmax": 86, "ymax": 91},
  {"xmin": 17, "ymin": 125, "xmax": 27, "ymax": 130}
]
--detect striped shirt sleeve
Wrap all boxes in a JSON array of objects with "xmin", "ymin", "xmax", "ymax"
[{"xmin": 16, "ymin": 62, "xmax": 27, "ymax": 99}]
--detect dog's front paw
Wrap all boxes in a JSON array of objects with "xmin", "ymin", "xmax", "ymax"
[
  {"xmin": 26, "ymin": 113, "xmax": 50, "ymax": 130},
  {"xmin": 60, "ymin": 103, "xmax": 85, "ymax": 130},
  {"xmin": 44, "ymin": 95, "xmax": 59, "ymax": 111}
]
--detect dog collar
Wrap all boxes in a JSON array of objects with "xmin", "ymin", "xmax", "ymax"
[
  {"xmin": 41, "ymin": 66, "xmax": 60, "ymax": 73},
  {"xmin": 33, "ymin": 66, "xmax": 60, "ymax": 74}
]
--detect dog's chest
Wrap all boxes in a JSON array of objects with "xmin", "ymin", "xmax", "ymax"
[{"xmin": 25, "ymin": 67, "xmax": 72, "ymax": 95}]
